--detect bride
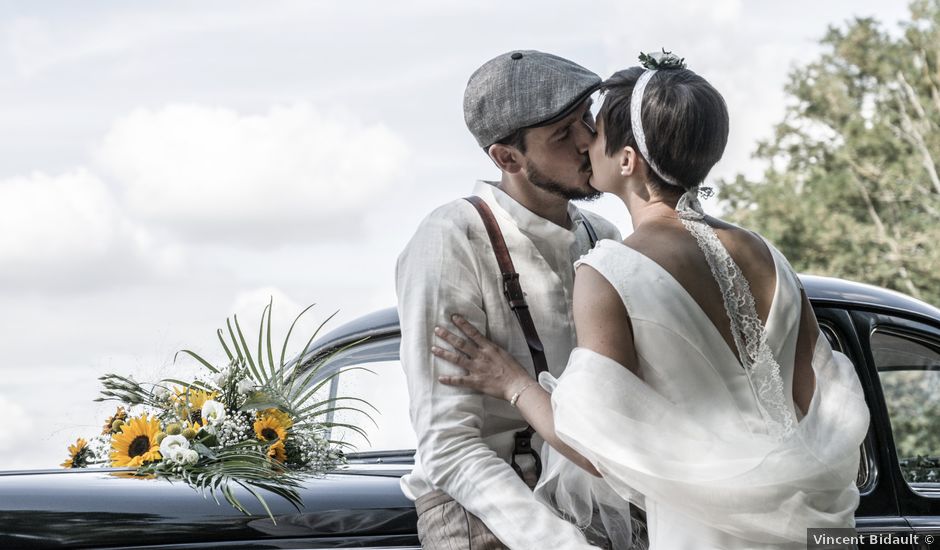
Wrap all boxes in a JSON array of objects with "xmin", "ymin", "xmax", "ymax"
[{"xmin": 430, "ymin": 52, "xmax": 870, "ymax": 549}]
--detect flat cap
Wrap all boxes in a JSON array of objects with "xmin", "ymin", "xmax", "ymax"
[{"xmin": 464, "ymin": 50, "xmax": 601, "ymax": 148}]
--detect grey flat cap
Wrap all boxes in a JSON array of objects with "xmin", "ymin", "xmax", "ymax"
[{"xmin": 464, "ymin": 50, "xmax": 601, "ymax": 148}]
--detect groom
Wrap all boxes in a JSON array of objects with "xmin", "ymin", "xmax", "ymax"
[{"xmin": 396, "ymin": 50, "xmax": 621, "ymax": 549}]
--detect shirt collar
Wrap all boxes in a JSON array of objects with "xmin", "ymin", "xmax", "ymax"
[{"xmin": 472, "ymin": 180, "xmax": 586, "ymax": 244}]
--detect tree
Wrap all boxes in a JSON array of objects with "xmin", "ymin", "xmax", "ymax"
[{"xmin": 721, "ymin": 0, "xmax": 940, "ymax": 307}]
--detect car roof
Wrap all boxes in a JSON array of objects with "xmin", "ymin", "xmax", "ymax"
[
  {"xmin": 801, "ymin": 274, "xmax": 940, "ymax": 321},
  {"xmin": 308, "ymin": 275, "xmax": 940, "ymax": 355}
]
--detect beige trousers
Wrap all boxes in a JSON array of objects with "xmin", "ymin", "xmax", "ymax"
[{"xmin": 415, "ymin": 490, "xmax": 509, "ymax": 550}]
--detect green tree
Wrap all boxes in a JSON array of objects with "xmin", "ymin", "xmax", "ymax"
[{"xmin": 721, "ymin": 0, "xmax": 940, "ymax": 307}]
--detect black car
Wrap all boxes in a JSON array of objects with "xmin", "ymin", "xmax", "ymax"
[{"xmin": 2, "ymin": 275, "xmax": 940, "ymax": 549}]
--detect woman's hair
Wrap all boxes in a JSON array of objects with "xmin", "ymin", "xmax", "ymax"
[{"xmin": 597, "ymin": 66, "xmax": 729, "ymax": 194}]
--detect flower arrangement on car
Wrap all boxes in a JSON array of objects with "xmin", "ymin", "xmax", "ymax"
[{"xmin": 61, "ymin": 302, "xmax": 373, "ymax": 520}]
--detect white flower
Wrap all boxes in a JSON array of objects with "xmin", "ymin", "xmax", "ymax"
[
  {"xmin": 212, "ymin": 368, "xmax": 230, "ymax": 388},
  {"xmin": 236, "ymin": 378, "xmax": 254, "ymax": 395},
  {"xmin": 152, "ymin": 386, "xmax": 170, "ymax": 400},
  {"xmin": 167, "ymin": 447, "xmax": 187, "ymax": 463},
  {"xmin": 201, "ymin": 399, "xmax": 227, "ymax": 424},
  {"xmin": 181, "ymin": 449, "xmax": 199, "ymax": 465},
  {"xmin": 160, "ymin": 434, "xmax": 190, "ymax": 461}
]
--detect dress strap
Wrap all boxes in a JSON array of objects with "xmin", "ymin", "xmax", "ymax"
[{"xmin": 676, "ymin": 189, "xmax": 796, "ymax": 440}]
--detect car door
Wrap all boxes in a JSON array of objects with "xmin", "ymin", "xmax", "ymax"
[
  {"xmin": 813, "ymin": 305, "xmax": 915, "ymax": 546},
  {"xmin": 849, "ymin": 307, "xmax": 940, "ymax": 549}
]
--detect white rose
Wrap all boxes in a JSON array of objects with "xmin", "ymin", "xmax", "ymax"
[
  {"xmin": 212, "ymin": 368, "xmax": 230, "ymax": 388},
  {"xmin": 160, "ymin": 434, "xmax": 190, "ymax": 461},
  {"xmin": 182, "ymin": 449, "xmax": 199, "ymax": 465},
  {"xmin": 236, "ymin": 379, "xmax": 254, "ymax": 395},
  {"xmin": 201, "ymin": 399, "xmax": 226, "ymax": 424},
  {"xmin": 168, "ymin": 447, "xmax": 187, "ymax": 463}
]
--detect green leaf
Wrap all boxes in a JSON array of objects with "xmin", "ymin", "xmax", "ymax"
[
  {"xmin": 234, "ymin": 314, "xmax": 263, "ymax": 383},
  {"xmin": 173, "ymin": 350, "xmax": 220, "ymax": 374},
  {"xmin": 264, "ymin": 298, "xmax": 276, "ymax": 387},
  {"xmin": 294, "ymin": 310, "xmax": 341, "ymax": 376},
  {"xmin": 217, "ymin": 329, "xmax": 235, "ymax": 362},
  {"xmin": 280, "ymin": 303, "xmax": 317, "ymax": 368}
]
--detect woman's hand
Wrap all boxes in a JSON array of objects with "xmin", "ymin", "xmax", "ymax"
[{"xmin": 432, "ymin": 314, "xmax": 534, "ymax": 401}]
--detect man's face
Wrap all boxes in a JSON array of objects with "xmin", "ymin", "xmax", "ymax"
[{"xmin": 517, "ymin": 99, "xmax": 602, "ymax": 201}]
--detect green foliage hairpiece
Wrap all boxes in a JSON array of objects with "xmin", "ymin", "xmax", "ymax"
[{"xmin": 638, "ymin": 49, "xmax": 687, "ymax": 70}]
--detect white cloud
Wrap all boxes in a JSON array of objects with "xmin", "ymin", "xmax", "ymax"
[
  {"xmin": 228, "ymin": 286, "xmax": 305, "ymax": 337},
  {"xmin": 2, "ymin": 5, "xmax": 321, "ymax": 79},
  {"xmin": 0, "ymin": 168, "xmax": 182, "ymax": 291},
  {"xmin": 0, "ymin": 394, "xmax": 33, "ymax": 454},
  {"xmin": 94, "ymin": 103, "xmax": 409, "ymax": 245}
]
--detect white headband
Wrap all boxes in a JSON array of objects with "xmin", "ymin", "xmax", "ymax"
[{"xmin": 630, "ymin": 70, "xmax": 681, "ymax": 187}]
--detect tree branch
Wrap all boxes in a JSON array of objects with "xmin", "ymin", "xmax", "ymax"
[
  {"xmin": 844, "ymin": 155, "xmax": 921, "ymax": 298},
  {"xmin": 896, "ymin": 71, "xmax": 940, "ymax": 195}
]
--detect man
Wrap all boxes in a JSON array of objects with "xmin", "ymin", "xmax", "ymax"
[{"xmin": 396, "ymin": 50, "xmax": 621, "ymax": 549}]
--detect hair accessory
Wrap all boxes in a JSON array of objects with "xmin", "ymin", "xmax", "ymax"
[
  {"xmin": 631, "ymin": 49, "xmax": 688, "ymax": 188},
  {"xmin": 638, "ymin": 49, "xmax": 687, "ymax": 71},
  {"xmin": 509, "ymin": 381, "xmax": 536, "ymax": 407}
]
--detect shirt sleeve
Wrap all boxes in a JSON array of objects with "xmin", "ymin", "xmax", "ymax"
[{"xmin": 396, "ymin": 204, "xmax": 596, "ymax": 549}]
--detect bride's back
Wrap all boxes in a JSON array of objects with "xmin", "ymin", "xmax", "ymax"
[{"xmin": 623, "ymin": 218, "xmax": 817, "ymax": 416}]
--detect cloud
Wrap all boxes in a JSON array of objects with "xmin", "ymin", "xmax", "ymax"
[
  {"xmin": 228, "ymin": 286, "xmax": 305, "ymax": 337},
  {"xmin": 0, "ymin": 394, "xmax": 33, "ymax": 455},
  {"xmin": 94, "ymin": 103, "xmax": 409, "ymax": 245},
  {"xmin": 0, "ymin": 168, "xmax": 182, "ymax": 291}
]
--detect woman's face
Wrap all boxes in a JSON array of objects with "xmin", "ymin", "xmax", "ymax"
[{"xmin": 587, "ymin": 115, "xmax": 621, "ymax": 194}]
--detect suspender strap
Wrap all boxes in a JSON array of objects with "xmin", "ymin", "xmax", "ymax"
[
  {"xmin": 582, "ymin": 215, "xmax": 598, "ymax": 247},
  {"xmin": 463, "ymin": 196, "xmax": 549, "ymax": 377},
  {"xmin": 462, "ymin": 195, "xmax": 597, "ymax": 487}
]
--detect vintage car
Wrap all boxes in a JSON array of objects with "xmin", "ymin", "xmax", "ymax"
[{"xmin": 1, "ymin": 274, "xmax": 939, "ymax": 548}]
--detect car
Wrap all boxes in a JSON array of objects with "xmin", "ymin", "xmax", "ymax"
[{"xmin": 2, "ymin": 274, "xmax": 939, "ymax": 548}]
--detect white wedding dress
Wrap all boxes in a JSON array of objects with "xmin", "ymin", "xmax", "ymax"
[{"xmin": 534, "ymin": 201, "xmax": 870, "ymax": 549}]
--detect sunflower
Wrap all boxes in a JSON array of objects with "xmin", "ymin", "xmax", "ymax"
[
  {"xmin": 261, "ymin": 408, "xmax": 293, "ymax": 430},
  {"xmin": 110, "ymin": 414, "xmax": 162, "ymax": 467},
  {"xmin": 61, "ymin": 438, "xmax": 90, "ymax": 468},
  {"xmin": 173, "ymin": 387, "xmax": 218, "ymax": 428},
  {"xmin": 267, "ymin": 440, "xmax": 287, "ymax": 462},
  {"xmin": 101, "ymin": 406, "xmax": 128, "ymax": 435},
  {"xmin": 253, "ymin": 413, "xmax": 289, "ymax": 445}
]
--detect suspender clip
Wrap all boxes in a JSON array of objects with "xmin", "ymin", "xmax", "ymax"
[{"xmin": 502, "ymin": 273, "xmax": 528, "ymax": 310}]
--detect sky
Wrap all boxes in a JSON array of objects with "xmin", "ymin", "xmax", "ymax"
[{"xmin": 0, "ymin": 0, "xmax": 912, "ymax": 470}]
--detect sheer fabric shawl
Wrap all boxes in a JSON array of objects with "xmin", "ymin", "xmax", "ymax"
[{"xmin": 534, "ymin": 240, "xmax": 870, "ymax": 548}]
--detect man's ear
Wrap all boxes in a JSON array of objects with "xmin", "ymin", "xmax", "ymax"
[{"xmin": 487, "ymin": 143, "xmax": 523, "ymax": 174}]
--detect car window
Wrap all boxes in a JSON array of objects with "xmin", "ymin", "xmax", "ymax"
[
  {"xmin": 872, "ymin": 329, "xmax": 940, "ymax": 486},
  {"xmin": 312, "ymin": 337, "xmax": 416, "ymax": 453}
]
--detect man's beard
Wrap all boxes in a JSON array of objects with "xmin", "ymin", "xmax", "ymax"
[{"xmin": 526, "ymin": 158, "xmax": 602, "ymax": 201}]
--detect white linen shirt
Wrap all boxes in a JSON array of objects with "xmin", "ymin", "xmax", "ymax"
[{"xmin": 396, "ymin": 181, "xmax": 621, "ymax": 549}]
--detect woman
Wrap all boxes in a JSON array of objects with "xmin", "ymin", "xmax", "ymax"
[{"xmin": 431, "ymin": 53, "xmax": 870, "ymax": 549}]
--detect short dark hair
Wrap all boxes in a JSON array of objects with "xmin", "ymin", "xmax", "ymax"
[
  {"xmin": 597, "ymin": 66, "xmax": 729, "ymax": 194},
  {"xmin": 490, "ymin": 126, "xmax": 528, "ymax": 154}
]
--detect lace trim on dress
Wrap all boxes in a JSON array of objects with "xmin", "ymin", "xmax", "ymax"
[{"xmin": 675, "ymin": 190, "xmax": 796, "ymax": 440}]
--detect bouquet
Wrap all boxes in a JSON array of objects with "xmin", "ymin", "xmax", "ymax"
[{"xmin": 61, "ymin": 301, "xmax": 373, "ymax": 521}]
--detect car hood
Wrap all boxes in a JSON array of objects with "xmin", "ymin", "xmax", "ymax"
[{"xmin": 0, "ymin": 466, "xmax": 416, "ymax": 548}]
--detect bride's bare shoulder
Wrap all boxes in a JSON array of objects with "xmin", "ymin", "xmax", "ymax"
[
  {"xmin": 572, "ymin": 263, "xmax": 638, "ymax": 372},
  {"xmin": 624, "ymin": 218, "xmax": 774, "ymax": 278}
]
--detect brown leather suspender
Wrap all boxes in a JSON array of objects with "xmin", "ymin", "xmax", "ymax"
[
  {"xmin": 463, "ymin": 195, "xmax": 597, "ymax": 487},
  {"xmin": 465, "ymin": 196, "xmax": 551, "ymax": 378}
]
